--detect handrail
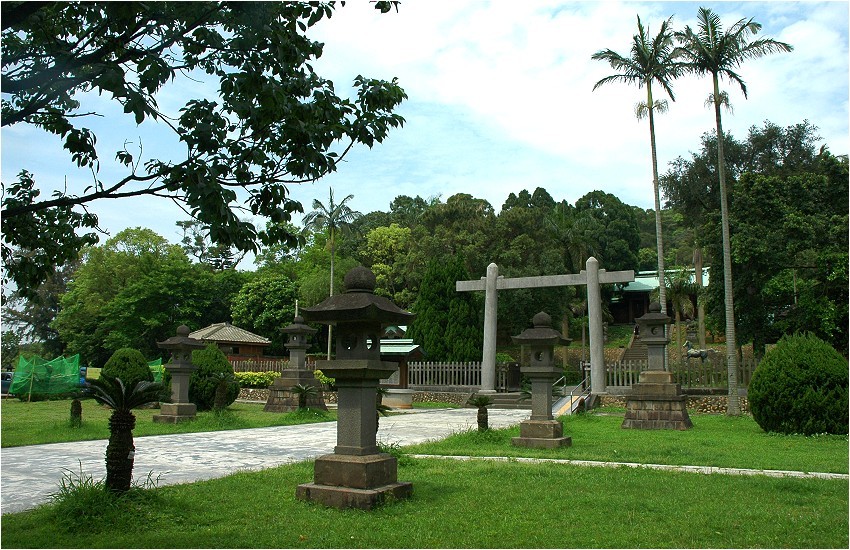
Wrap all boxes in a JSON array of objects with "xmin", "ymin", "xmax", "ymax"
[{"xmin": 568, "ymin": 374, "xmax": 591, "ymax": 414}]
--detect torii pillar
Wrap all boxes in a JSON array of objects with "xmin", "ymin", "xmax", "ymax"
[{"xmin": 457, "ymin": 256, "xmax": 634, "ymax": 398}]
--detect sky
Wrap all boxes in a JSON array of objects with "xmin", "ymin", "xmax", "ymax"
[{"xmin": 2, "ymin": 1, "xmax": 848, "ymax": 269}]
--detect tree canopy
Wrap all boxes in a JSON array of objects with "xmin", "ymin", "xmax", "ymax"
[{"xmin": 1, "ymin": 1, "xmax": 406, "ymax": 294}]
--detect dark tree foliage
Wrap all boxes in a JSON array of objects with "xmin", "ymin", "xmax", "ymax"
[
  {"xmin": 189, "ymin": 344, "xmax": 239, "ymax": 411},
  {"xmin": 406, "ymin": 256, "xmax": 483, "ymax": 362},
  {"xmin": 663, "ymin": 121, "xmax": 848, "ymax": 354},
  {"xmin": 1, "ymin": 1, "xmax": 406, "ymax": 294},
  {"xmin": 574, "ymin": 190, "xmax": 641, "ymax": 272}
]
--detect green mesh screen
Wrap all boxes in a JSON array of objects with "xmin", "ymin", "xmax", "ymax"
[
  {"xmin": 10, "ymin": 354, "xmax": 83, "ymax": 396},
  {"xmin": 148, "ymin": 358, "xmax": 164, "ymax": 383}
]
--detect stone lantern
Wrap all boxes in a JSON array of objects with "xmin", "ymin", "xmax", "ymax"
[
  {"xmin": 153, "ymin": 325, "xmax": 205, "ymax": 424},
  {"xmin": 264, "ymin": 316, "xmax": 327, "ymax": 412},
  {"xmin": 636, "ymin": 301, "xmax": 670, "ymax": 371},
  {"xmin": 296, "ymin": 266, "xmax": 414, "ymax": 509},
  {"xmin": 623, "ymin": 302, "xmax": 692, "ymax": 430},
  {"xmin": 509, "ymin": 312, "xmax": 572, "ymax": 448}
]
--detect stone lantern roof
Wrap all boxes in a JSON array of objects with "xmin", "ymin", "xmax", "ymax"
[
  {"xmin": 157, "ymin": 325, "xmax": 206, "ymax": 351},
  {"xmin": 282, "ymin": 315, "xmax": 317, "ymax": 336},
  {"xmin": 511, "ymin": 312, "xmax": 571, "ymax": 347},
  {"xmin": 302, "ymin": 266, "xmax": 414, "ymax": 326}
]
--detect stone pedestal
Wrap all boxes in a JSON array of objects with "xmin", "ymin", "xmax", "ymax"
[
  {"xmin": 295, "ymin": 453, "xmax": 413, "ymax": 509},
  {"xmin": 153, "ymin": 402, "xmax": 197, "ymax": 424},
  {"xmin": 382, "ymin": 388, "xmax": 415, "ymax": 409},
  {"xmin": 622, "ymin": 370, "xmax": 693, "ymax": 430},
  {"xmin": 264, "ymin": 372, "xmax": 327, "ymax": 412},
  {"xmin": 512, "ymin": 419, "xmax": 572, "ymax": 449}
]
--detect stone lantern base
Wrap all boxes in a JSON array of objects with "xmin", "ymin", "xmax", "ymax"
[
  {"xmin": 264, "ymin": 372, "xmax": 327, "ymax": 412},
  {"xmin": 512, "ymin": 419, "xmax": 572, "ymax": 449},
  {"xmin": 152, "ymin": 402, "xmax": 197, "ymax": 424},
  {"xmin": 621, "ymin": 371, "xmax": 693, "ymax": 430},
  {"xmin": 296, "ymin": 453, "xmax": 413, "ymax": 510}
]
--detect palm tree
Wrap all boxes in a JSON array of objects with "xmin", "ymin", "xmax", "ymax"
[
  {"xmin": 291, "ymin": 383, "xmax": 318, "ymax": 410},
  {"xmin": 302, "ymin": 188, "xmax": 362, "ymax": 359},
  {"xmin": 84, "ymin": 375, "xmax": 163, "ymax": 493},
  {"xmin": 654, "ymin": 267, "xmax": 697, "ymax": 359},
  {"xmin": 467, "ymin": 394, "xmax": 493, "ymax": 432},
  {"xmin": 592, "ymin": 15, "xmax": 681, "ymax": 318},
  {"xmin": 675, "ymin": 7, "xmax": 792, "ymax": 415}
]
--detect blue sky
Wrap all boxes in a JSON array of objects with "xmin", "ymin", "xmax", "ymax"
[{"xmin": 2, "ymin": 1, "xmax": 848, "ymax": 268}]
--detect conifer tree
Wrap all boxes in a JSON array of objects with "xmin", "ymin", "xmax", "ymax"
[{"xmin": 407, "ymin": 257, "xmax": 482, "ymax": 362}]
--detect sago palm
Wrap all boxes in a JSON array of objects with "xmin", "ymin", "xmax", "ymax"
[
  {"xmin": 290, "ymin": 383, "xmax": 318, "ymax": 410},
  {"xmin": 84, "ymin": 374, "xmax": 163, "ymax": 493},
  {"xmin": 302, "ymin": 187, "xmax": 362, "ymax": 359},
  {"xmin": 675, "ymin": 7, "xmax": 792, "ymax": 415},
  {"xmin": 592, "ymin": 15, "xmax": 681, "ymax": 318},
  {"xmin": 467, "ymin": 394, "xmax": 493, "ymax": 432}
]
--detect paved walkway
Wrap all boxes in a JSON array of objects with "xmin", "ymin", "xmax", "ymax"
[{"xmin": 1, "ymin": 408, "xmax": 528, "ymax": 514}]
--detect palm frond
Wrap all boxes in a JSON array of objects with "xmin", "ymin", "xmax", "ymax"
[{"xmin": 84, "ymin": 375, "xmax": 163, "ymax": 413}]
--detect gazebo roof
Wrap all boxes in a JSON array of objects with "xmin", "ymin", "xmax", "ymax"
[{"xmin": 189, "ymin": 323, "xmax": 271, "ymax": 346}]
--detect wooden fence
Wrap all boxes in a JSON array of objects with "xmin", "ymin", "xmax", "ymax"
[
  {"xmin": 407, "ymin": 361, "xmax": 512, "ymax": 392},
  {"xmin": 599, "ymin": 357, "xmax": 758, "ymax": 392},
  {"xmin": 229, "ymin": 358, "xmax": 318, "ymax": 373}
]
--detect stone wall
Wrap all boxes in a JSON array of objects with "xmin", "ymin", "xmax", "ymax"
[{"xmin": 600, "ymin": 394, "xmax": 749, "ymax": 414}]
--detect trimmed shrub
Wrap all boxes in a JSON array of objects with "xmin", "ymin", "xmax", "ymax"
[
  {"xmin": 102, "ymin": 348, "xmax": 153, "ymax": 391},
  {"xmin": 233, "ymin": 371, "xmax": 279, "ymax": 388},
  {"xmin": 749, "ymin": 333, "xmax": 848, "ymax": 435},
  {"xmin": 188, "ymin": 345, "xmax": 239, "ymax": 411}
]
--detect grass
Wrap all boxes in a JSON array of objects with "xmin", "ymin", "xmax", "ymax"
[
  {"xmin": 411, "ymin": 401, "xmax": 460, "ymax": 409},
  {"xmin": 404, "ymin": 411, "xmax": 849, "ymax": 474},
  {"xmin": 2, "ymin": 457, "xmax": 846, "ymax": 548},
  {"xmin": 0, "ymin": 399, "xmax": 335, "ymax": 448}
]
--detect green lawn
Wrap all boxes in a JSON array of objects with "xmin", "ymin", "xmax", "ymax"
[
  {"xmin": 405, "ymin": 411, "xmax": 849, "ymax": 474},
  {"xmin": 0, "ymin": 399, "xmax": 335, "ymax": 448},
  {"xmin": 1, "ymin": 458, "xmax": 846, "ymax": 548}
]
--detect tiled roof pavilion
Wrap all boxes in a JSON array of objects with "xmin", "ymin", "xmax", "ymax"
[{"xmin": 189, "ymin": 322, "xmax": 271, "ymax": 346}]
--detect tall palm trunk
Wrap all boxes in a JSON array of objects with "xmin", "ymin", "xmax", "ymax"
[
  {"xmin": 693, "ymin": 247, "xmax": 706, "ymax": 349},
  {"xmin": 327, "ymin": 228, "xmax": 335, "ymax": 360},
  {"xmin": 646, "ymin": 82, "xmax": 667, "ymax": 317},
  {"xmin": 712, "ymin": 74, "xmax": 741, "ymax": 415},
  {"xmin": 105, "ymin": 410, "xmax": 136, "ymax": 493}
]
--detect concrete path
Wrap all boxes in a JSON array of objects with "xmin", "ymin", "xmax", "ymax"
[{"xmin": 1, "ymin": 408, "xmax": 528, "ymax": 514}]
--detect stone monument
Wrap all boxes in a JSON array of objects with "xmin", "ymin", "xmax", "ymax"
[
  {"xmin": 153, "ymin": 325, "xmax": 205, "ymax": 424},
  {"xmin": 264, "ymin": 316, "xmax": 327, "ymax": 412},
  {"xmin": 622, "ymin": 303, "xmax": 693, "ymax": 430},
  {"xmin": 510, "ymin": 312, "xmax": 572, "ymax": 448},
  {"xmin": 296, "ymin": 266, "xmax": 414, "ymax": 509}
]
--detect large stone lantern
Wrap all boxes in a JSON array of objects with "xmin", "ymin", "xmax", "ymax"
[
  {"xmin": 296, "ymin": 266, "xmax": 414, "ymax": 509},
  {"xmin": 264, "ymin": 316, "xmax": 326, "ymax": 412},
  {"xmin": 623, "ymin": 302, "xmax": 692, "ymax": 430},
  {"xmin": 153, "ymin": 325, "xmax": 205, "ymax": 424},
  {"xmin": 510, "ymin": 312, "xmax": 572, "ymax": 448},
  {"xmin": 636, "ymin": 301, "xmax": 670, "ymax": 371}
]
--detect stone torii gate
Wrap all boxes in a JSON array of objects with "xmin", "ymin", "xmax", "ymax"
[{"xmin": 456, "ymin": 256, "xmax": 634, "ymax": 397}]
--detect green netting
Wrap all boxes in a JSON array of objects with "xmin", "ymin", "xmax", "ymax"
[
  {"xmin": 149, "ymin": 358, "xmax": 164, "ymax": 383},
  {"xmin": 10, "ymin": 354, "xmax": 83, "ymax": 396}
]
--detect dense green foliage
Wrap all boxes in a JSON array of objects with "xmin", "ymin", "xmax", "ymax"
[
  {"xmin": 189, "ymin": 345, "xmax": 239, "ymax": 411},
  {"xmin": 233, "ymin": 371, "xmax": 279, "ymax": 389},
  {"xmin": 1, "ymin": 1, "xmax": 406, "ymax": 294},
  {"xmin": 663, "ymin": 121, "xmax": 849, "ymax": 354},
  {"xmin": 406, "ymin": 256, "xmax": 483, "ymax": 361},
  {"xmin": 101, "ymin": 348, "xmax": 154, "ymax": 391},
  {"xmin": 230, "ymin": 275, "xmax": 298, "ymax": 355},
  {"xmin": 748, "ymin": 333, "xmax": 848, "ymax": 435}
]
